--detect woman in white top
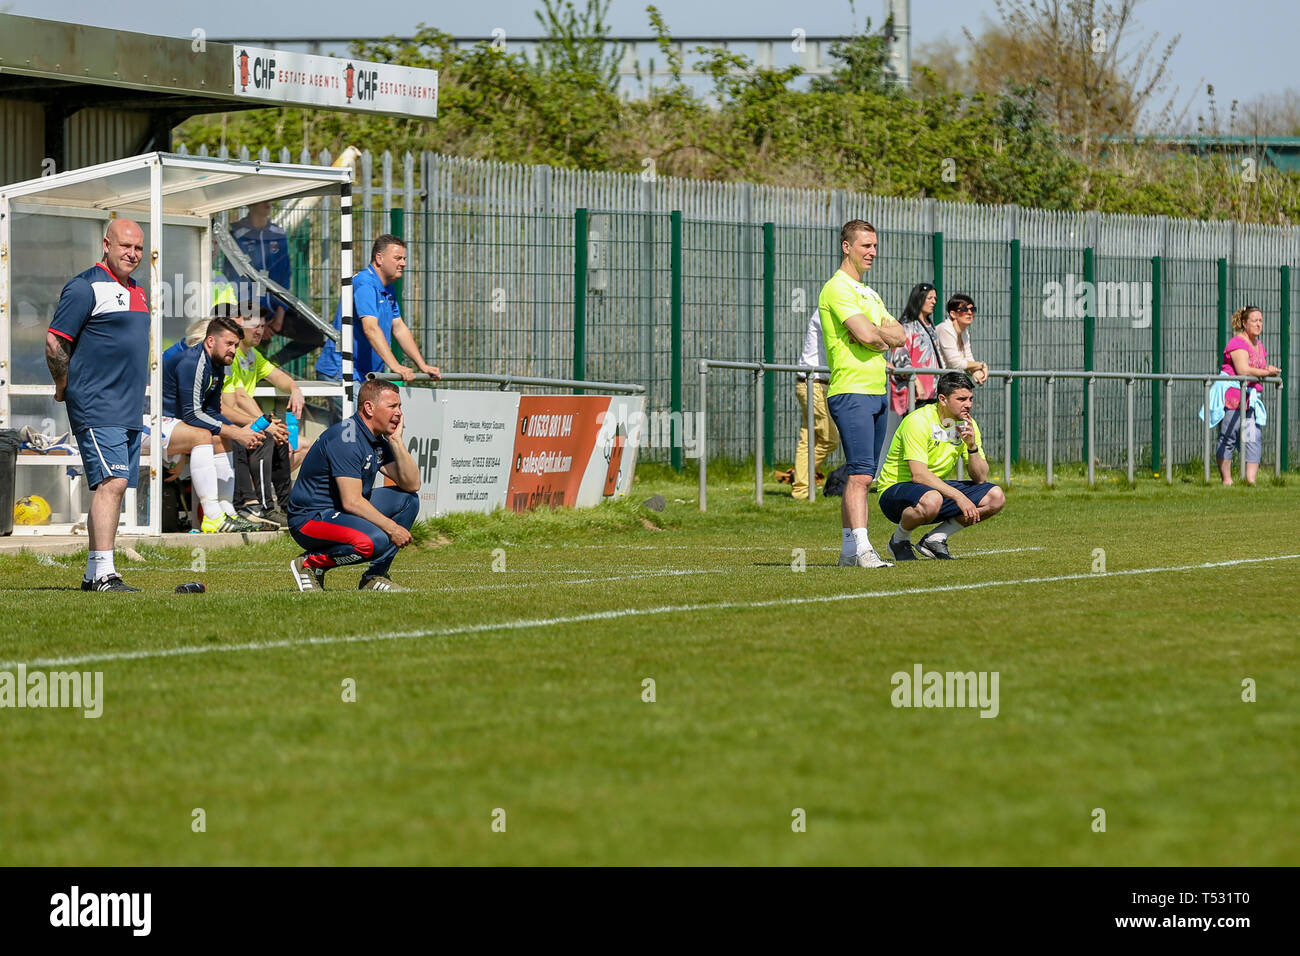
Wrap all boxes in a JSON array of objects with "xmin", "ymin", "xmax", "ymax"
[{"xmin": 936, "ymin": 293, "xmax": 988, "ymax": 385}]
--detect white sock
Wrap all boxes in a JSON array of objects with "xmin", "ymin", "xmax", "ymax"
[
  {"xmin": 85, "ymin": 550, "xmax": 115, "ymax": 581},
  {"xmin": 189, "ymin": 444, "xmax": 222, "ymax": 517},
  {"xmin": 929, "ymin": 518, "xmax": 963, "ymax": 542},
  {"xmin": 852, "ymin": 527, "xmax": 872, "ymax": 554},
  {"xmin": 891, "ymin": 525, "xmax": 911, "ymax": 544},
  {"xmin": 215, "ymin": 452, "xmax": 237, "ymax": 515},
  {"xmin": 840, "ymin": 528, "xmax": 855, "ymax": 557}
]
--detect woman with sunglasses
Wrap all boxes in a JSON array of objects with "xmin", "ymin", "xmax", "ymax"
[
  {"xmin": 882, "ymin": 283, "xmax": 941, "ymax": 453},
  {"xmin": 936, "ymin": 293, "xmax": 989, "ymax": 385}
]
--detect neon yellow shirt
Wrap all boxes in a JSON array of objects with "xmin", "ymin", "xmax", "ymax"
[
  {"xmin": 818, "ymin": 270, "xmax": 895, "ymax": 396},
  {"xmin": 222, "ymin": 344, "xmax": 275, "ymax": 395},
  {"xmin": 876, "ymin": 402, "xmax": 984, "ymax": 494}
]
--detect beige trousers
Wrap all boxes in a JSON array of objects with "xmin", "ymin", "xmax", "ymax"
[{"xmin": 793, "ymin": 379, "xmax": 839, "ymax": 499}]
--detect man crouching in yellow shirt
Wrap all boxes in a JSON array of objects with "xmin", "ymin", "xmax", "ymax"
[{"xmin": 875, "ymin": 371, "xmax": 1006, "ymax": 560}]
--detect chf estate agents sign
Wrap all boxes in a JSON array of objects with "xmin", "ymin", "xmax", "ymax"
[{"xmin": 234, "ymin": 46, "xmax": 438, "ymax": 118}]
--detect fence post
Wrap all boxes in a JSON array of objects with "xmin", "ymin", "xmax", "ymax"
[
  {"xmin": 1151, "ymin": 255, "xmax": 1162, "ymax": 472},
  {"xmin": 671, "ymin": 210, "xmax": 683, "ymax": 472},
  {"xmin": 1083, "ymin": 247, "xmax": 1095, "ymax": 478},
  {"xmin": 573, "ymin": 208, "xmax": 588, "ymax": 393},
  {"xmin": 1009, "ymin": 238, "xmax": 1021, "ymax": 462},
  {"xmin": 1126, "ymin": 377, "xmax": 1135, "ymax": 485},
  {"xmin": 1204, "ymin": 379, "xmax": 1213, "ymax": 483},
  {"xmin": 389, "ymin": 208, "xmax": 404, "ymax": 307},
  {"xmin": 1165, "ymin": 379, "xmax": 1173, "ymax": 485},
  {"xmin": 762, "ymin": 222, "xmax": 776, "ymax": 469},
  {"xmin": 754, "ymin": 369, "xmax": 764, "ymax": 505},
  {"xmin": 1217, "ymin": 258, "xmax": 1229, "ymax": 358},
  {"xmin": 698, "ymin": 360, "xmax": 708, "ymax": 511},
  {"xmin": 1046, "ymin": 375, "xmax": 1055, "ymax": 487},
  {"xmin": 931, "ymin": 230, "xmax": 944, "ymax": 310},
  {"xmin": 1281, "ymin": 264, "xmax": 1291, "ymax": 472}
]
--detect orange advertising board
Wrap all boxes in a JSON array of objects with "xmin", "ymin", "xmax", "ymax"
[{"xmin": 507, "ymin": 396, "xmax": 612, "ymax": 512}]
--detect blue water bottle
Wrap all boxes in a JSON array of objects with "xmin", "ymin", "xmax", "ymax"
[{"xmin": 285, "ymin": 411, "xmax": 299, "ymax": 450}]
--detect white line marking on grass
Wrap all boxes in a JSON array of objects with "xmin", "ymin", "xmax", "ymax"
[
  {"xmin": 510, "ymin": 544, "xmax": 1044, "ymax": 555},
  {"xmin": 424, "ymin": 568, "xmax": 728, "ymax": 593},
  {"xmin": 8, "ymin": 553, "xmax": 1298, "ymax": 671}
]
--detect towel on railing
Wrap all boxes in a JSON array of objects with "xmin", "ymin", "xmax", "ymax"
[{"xmin": 1198, "ymin": 372, "xmax": 1268, "ymax": 428}]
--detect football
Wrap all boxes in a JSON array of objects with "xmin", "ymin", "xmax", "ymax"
[{"xmin": 13, "ymin": 494, "xmax": 52, "ymax": 525}]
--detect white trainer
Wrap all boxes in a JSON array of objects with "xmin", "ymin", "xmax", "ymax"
[{"xmin": 854, "ymin": 548, "xmax": 893, "ymax": 568}]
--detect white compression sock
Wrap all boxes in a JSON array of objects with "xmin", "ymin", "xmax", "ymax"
[
  {"xmin": 189, "ymin": 444, "xmax": 222, "ymax": 517},
  {"xmin": 840, "ymin": 528, "xmax": 855, "ymax": 557},
  {"xmin": 85, "ymin": 550, "xmax": 115, "ymax": 581},
  {"xmin": 214, "ymin": 451, "xmax": 237, "ymax": 515},
  {"xmin": 891, "ymin": 525, "xmax": 912, "ymax": 543},
  {"xmin": 929, "ymin": 518, "xmax": 963, "ymax": 542},
  {"xmin": 851, "ymin": 527, "xmax": 872, "ymax": 554}
]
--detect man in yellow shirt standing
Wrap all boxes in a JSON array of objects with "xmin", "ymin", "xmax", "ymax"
[
  {"xmin": 818, "ymin": 220, "xmax": 907, "ymax": 568},
  {"xmin": 875, "ymin": 371, "xmax": 1006, "ymax": 560}
]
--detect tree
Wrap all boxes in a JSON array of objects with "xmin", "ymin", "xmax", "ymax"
[
  {"xmin": 810, "ymin": 9, "xmax": 899, "ymax": 96},
  {"xmin": 1233, "ymin": 89, "xmax": 1300, "ymax": 137},
  {"xmin": 949, "ymin": 0, "xmax": 1180, "ymax": 152},
  {"xmin": 533, "ymin": 0, "xmax": 623, "ymax": 93}
]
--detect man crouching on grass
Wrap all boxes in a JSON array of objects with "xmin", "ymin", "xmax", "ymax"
[
  {"xmin": 875, "ymin": 371, "xmax": 1006, "ymax": 560},
  {"xmin": 287, "ymin": 379, "xmax": 420, "ymax": 591}
]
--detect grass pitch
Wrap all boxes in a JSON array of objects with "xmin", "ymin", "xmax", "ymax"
[{"xmin": 1, "ymin": 465, "xmax": 1297, "ymax": 866}]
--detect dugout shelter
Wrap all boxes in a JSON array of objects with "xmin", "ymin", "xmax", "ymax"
[
  {"xmin": 0, "ymin": 13, "xmax": 439, "ymax": 535},
  {"xmin": 0, "ymin": 151, "xmax": 358, "ymax": 535}
]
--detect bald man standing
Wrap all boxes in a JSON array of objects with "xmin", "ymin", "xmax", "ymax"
[{"xmin": 46, "ymin": 218, "xmax": 151, "ymax": 591}]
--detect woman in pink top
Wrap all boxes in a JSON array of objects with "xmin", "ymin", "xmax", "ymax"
[{"xmin": 1217, "ymin": 305, "xmax": 1281, "ymax": 486}]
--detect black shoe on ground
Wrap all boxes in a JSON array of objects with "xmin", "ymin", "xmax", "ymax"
[
  {"xmin": 916, "ymin": 533, "xmax": 955, "ymax": 560},
  {"xmin": 81, "ymin": 574, "xmax": 141, "ymax": 592},
  {"xmin": 888, "ymin": 537, "xmax": 918, "ymax": 561},
  {"xmin": 236, "ymin": 504, "xmax": 281, "ymax": 529}
]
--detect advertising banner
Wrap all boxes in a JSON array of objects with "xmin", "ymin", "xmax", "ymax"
[
  {"xmin": 507, "ymin": 395, "xmax": 645, "ymax": 512},
  {"xmin": 397, "ymin": 388, "xmax": 518, "ymax": 518},
  {"xmin": 233, "ymin": 46, "xmax": 439, "ymax": 118}
]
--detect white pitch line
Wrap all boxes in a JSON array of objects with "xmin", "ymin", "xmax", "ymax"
[
  {"xmin": 5, "ymin": 553, "xmax": 1298, "ymax": 671},
  {"xmin": 424, "ymin": 568, "xmax": 728, "ymax": 593},
  {"xmin": 499, "ymin": 544, "xmax": 1044, "ymax": 554}
]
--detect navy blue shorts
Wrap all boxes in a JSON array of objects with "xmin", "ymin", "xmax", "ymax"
[
  {"xmin": 879, "ymin": 480, "xmax": 998, "ymax": 524},
  {"xmin": 826, "ymin": 392, "xmax": 888, "ymax": 477},
  {"xmin": 76, "ymin": 425, "xmax": 142, "ymax": 489}
]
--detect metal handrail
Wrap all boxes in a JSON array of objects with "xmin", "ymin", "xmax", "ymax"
[
  {"xmin": 366, "ymin": 371, "xmax": 645, "ymax": 394},
  {"xmin": 697, "ymin": 359, "xmax": 1285, "ymax": 511}
]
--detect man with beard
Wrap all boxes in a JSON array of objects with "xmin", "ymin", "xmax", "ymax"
[{"xmin": 161, "ymin": 310, "xmax": 267, "ymax": 533}]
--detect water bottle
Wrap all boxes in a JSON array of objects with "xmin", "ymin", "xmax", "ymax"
[
  {"xmin": 175, "ymin": 582, "xmax": 206, "ymax": 594},
  {"xmin": 249, "ymin": 414, "xmax": 271, "ymax": 433},
  {"xmin": 285, "ymin": 411, "xmax": 299, "ymax": 450}
]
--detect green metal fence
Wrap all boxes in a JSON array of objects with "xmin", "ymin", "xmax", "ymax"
[{"xmin": 273, "ymin": 205, "xmax": 1296, "ymax": 472}]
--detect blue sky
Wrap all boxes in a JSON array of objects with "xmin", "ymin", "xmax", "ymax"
[{"xmin": 3, "ymin": 0, "xmax": 1289, "ymax": 122}]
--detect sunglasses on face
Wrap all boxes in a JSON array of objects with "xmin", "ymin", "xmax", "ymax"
[{"xmin": 954, "ymin": 305, "xmax": 976, "ymax": 314}]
